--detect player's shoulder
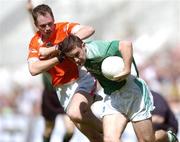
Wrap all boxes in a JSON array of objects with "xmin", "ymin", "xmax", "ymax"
[
  {"xmin": 87, "ymin": 40, "xmax": 113, "ymax": 47},
  {"xmin": 55, "ymin": 22, "xmax": 72, "ymax": 31},
  {"xmin": 29, "ymin": 32, "xmax": 41, "ymax": 47},
  {"xmin": 30, "ymin": 32, "xmax": 40, "ymax": 43},
  {"xmin": 55, "ymin": 21, "xmax": 78, "ymax": 27},
  {"xmin": 55, "ymin": 22, "xmax": 79, "ymax": 30},
  {"xmin": 55, "ymin": 22, "xmax": 69, "ymax": 26}
]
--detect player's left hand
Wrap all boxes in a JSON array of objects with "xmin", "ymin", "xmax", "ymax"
[{"xmin": 112, "ymin": 69, "xmax": 130, "ymax": 82}]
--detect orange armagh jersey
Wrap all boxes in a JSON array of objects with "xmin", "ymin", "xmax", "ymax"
[{"xmin": 28, "ymin": 22, "xmax": 79, "ymax": 86}]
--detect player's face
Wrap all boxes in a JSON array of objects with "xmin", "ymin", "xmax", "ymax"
[
  {"xmin": 65, "ymin": 45, "xmax": 86, "ymax": 66},
  {"xmin": 36, "ymin": 13, "xmax": 55, "ymax": 39}
]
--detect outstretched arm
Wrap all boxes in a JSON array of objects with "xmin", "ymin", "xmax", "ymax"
[{"xmin": 71, "ymin": 25, "xmax": 95, "ymax": 40}]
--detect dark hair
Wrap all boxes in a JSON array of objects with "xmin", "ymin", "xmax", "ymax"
[
  {"xmin": 32, "ymin": 4, "xmax": 54, "ymax": 25},
  {"xmin": 59, "ymin": 34, "xmax": 83, "ymax": 53}
]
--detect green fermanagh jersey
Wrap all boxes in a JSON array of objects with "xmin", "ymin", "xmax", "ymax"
[{"xmin": 84, "ymin": 40, "xmax": 126, "ymax": 94}]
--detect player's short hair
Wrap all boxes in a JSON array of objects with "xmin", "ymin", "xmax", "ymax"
[
  {"xmin": 32, "ymin": 4, "xmax": 54, "ymax": 25},
  {"xmin": 59, "ymin": 34, "xmax": 83, "ymax": 53}
]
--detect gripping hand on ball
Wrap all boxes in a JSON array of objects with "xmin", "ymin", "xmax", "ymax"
[{"xmin": 112, "ymin": 68, "xmax": 130, "ymax": 82}]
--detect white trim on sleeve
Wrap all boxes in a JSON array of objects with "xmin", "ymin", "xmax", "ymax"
[
  {"xmin": 28, "ymin": 57, "xmax": 40, "ymax": 64},
  {"xmin": 71, "ymin": 25, "xmax": 83, "ymax": 34}
]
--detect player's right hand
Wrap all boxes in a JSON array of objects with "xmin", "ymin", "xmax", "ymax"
[{"xmin": 39, "ymin": 47, "xmax": 51, "ymax": 59}]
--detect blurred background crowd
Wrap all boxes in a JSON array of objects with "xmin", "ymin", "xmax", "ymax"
[{"xmin": 0, "ymin": 0, "xmax": 179, "ymax": 141}]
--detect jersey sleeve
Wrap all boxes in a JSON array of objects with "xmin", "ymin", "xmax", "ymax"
[
  {"xmin": 86, "ymin": 40, "xmax": 120, "ymax": 58},
  {"xmin": 27, "ymin": 38, "xmax": 40, "ymax": 63}
]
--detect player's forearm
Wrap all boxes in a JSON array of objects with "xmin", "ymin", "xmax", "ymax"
[
  {"xmin": 119, "ymin": 41, "xmax": 133, "ymax": 72},
  {"xmin": 47, "ymin": 46, "xmax": 57, "ymax": 54},
  {"xmin": 39, "ymin": 45, "xmax": 59, "ymax": 59},
  {"xmin": 74, "ymin": 26, "xmax": 95, "ymax": 40},
  {"xmin": 28, "ymin": 57, "xmax": 59, "ymax": 76}
]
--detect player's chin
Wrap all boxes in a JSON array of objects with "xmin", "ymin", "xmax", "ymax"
[{"xmin": 45, "ymin": 31, "xmax": 52, "ymax": 37}]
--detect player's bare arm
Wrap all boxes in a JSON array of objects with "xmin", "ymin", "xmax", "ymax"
[
  {"xmin": 113, "ymin": 41, "xmax": 133, "ymax": 81},
  {"xmin": 71, "ymin": 25, "xmax": 95, "ymax": 40},
  {"xmin": 28, "ymin": 57, "xmax": 59, "ymax": 76},
  {"xmin": 39, "ymin": 45, "xmax": 60, "ymax": 59}
]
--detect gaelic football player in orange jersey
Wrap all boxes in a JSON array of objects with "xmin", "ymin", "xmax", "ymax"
[{"xmin": 27, "ymin": 4, "xmax": 102, "ymax": 142}]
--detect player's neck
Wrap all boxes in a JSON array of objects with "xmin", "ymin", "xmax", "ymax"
[{"xmin": 41, "ymin": 35, "xmax": 49, "ymax": 42}]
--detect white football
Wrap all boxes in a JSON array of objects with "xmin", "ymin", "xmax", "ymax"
[{"xmin": 101, "ymin": 56, "xmax": 124, "ymax": 80}]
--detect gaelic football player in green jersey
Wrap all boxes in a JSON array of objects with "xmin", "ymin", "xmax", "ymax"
[{"xmin": 39, "ymin": 34, "xmax": 155, "ymax": 142}]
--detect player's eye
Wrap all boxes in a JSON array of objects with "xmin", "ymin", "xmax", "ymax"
[
  {"xmin": 74, "ymin": 52, "xmax": 80, "ymax": 58},
  {"xmin": 39, "ymin": 22, "xmax": 53, "ymax": 29},
  {"xmin": 39, "ymin": 24, "xmax": 46, "ymax": 28},
  {"xmin": 48, "ymin": 22, "xmax": 53, "ymax": 27}
]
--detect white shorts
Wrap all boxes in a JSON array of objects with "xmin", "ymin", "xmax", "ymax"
[
  {"xmin": 91, "ymin": 87, "xmax": 106, "ymax": 120},
  {"xmin": 102, "ymin": 75, "xmax": 154, "ymax": 122},
  {"xmin": 56, "ymin": 67, "xmax": 96, "ymax": 111}
]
